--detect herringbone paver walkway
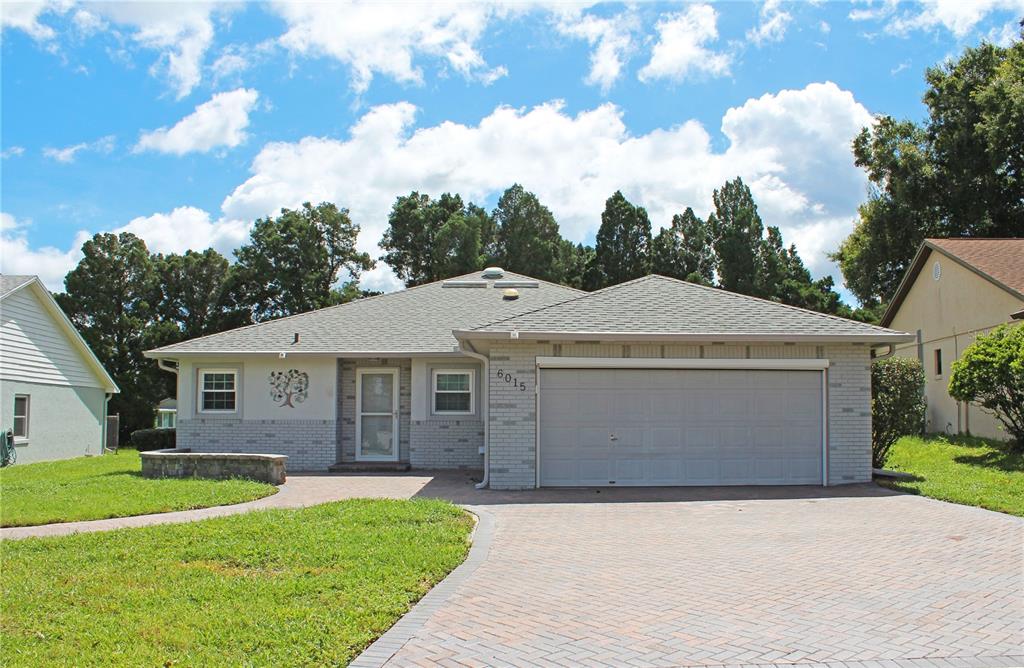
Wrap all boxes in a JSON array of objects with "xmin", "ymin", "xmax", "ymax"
[{"xmin": 371, "ymin": 493, "xmax": 1023, "ymax": 667}]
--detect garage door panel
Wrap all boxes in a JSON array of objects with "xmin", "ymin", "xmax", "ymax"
[{"xmin": 540, "ymin": 368, "xmax": 823, "ymax": 487}]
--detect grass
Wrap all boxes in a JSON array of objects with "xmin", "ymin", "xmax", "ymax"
[
  {"xmin": 0, "ymin": 499, "xmax": 473, "ymax": 667},
  {"xmin": 0, "ymin": 450, "xmax": 277, "ymax": 527},
  {"xmin": 879, "ymin": 434, "xmax": 1024, "ymax": 517}
]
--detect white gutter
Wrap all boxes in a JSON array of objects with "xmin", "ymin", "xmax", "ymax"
[
  {"xmin": 157, "ymin": 359, "xmax": 179, "ymax": 375},
  {"xmin": 458, "ymin": 340, "xmax": 490, "ymax": 490}
]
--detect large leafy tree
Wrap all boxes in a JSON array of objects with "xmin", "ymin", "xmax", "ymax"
[
  {"xmin": 380, "ymin": 192, "xmax": 492, "ymax": 286},
  {"xmin": 588, "ymin": 191, "xmax": 652, "ymax": 289},
  {"xmin": 492, "ymin": 184, "xmax": 564, "ymax": 282},
  {"xmin": 709, "ymin": 177, "xmax": 764, "ymax": 296},
  {"xmin": 55, "ymin": 232, "xmax": 163, "ymax": 437},
  {"xmin": 651, "ymin": 207, "xmax": 714, "ymax": 284},
  {"xmin": 154, "ymin": 249, "xmax": 248, "ymax": 341},
  {"xmin": 558, "ymin": 239, "xmax": 593, "ymax": 290},
  {"xmin": 833, "ymin": 35, "xmax": 1024, "ymax": 305},
  {"xmin": 233, "ymin": 202, "xmax": 373, "ymax": 321}
]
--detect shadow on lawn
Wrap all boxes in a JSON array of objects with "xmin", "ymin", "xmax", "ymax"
[{"xmin": 954, "ymin": 446, "xmax": 1024, "ymax": 473}]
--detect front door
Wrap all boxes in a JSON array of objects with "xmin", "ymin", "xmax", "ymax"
[{"xmin": 356, "ymin": 368, "xmax": 399, "ymax": 461}]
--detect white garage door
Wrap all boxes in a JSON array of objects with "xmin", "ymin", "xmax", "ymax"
[{"xmin": 539, "ymin": 368, "xmax": 823, "ymax": 486}]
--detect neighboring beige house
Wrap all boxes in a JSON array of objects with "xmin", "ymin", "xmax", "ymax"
[
  {"xmin": 147, "ymin": 269, "xmax": 911, "ymax": 489},
  {"xmin": 0, "ymin": 275, "xmax": 120, "ymax": 463},
  {"xmin": 881, "ymin": 239, "xmax": 1024, "ymax": 441}
]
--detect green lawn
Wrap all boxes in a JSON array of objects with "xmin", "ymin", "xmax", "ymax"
[
  {"xmin": 879, "ymin": 434, "xmax": 1024, "ymax": 517},
  {"xmin": 1, "ymin": 499, "xmax": 472, "ymax": 667},
  {"xmin": 0, "ymin": 450, "xmax": 277, "ymax": 527}
]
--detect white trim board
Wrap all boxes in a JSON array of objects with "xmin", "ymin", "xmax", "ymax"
[{"xmin": 534, "ymin": 357, "xmax": 830, "ymax": 370}]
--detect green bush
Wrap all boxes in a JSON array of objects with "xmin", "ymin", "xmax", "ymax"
[
  {"xmin": 130, "ymin": 428, "xmax": 176, "ymax": 452},
  {"xmin": 871, "ymin": 356, "xmax": 926, "ymax": 468},
  {"xmin": 949, "ymin": 323, "xmax": 1024, "ymax": 449}
]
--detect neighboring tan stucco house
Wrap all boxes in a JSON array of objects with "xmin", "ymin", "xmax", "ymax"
[
  {"xmin": 0, "ymin": 275, "xmax": 120, "ymax": 463},
  {"xmin": 881, "ymin": 239, "xmax": 1024, "ymax": 442},
  {"xmin": 147, "ymin": 269, "xmax": 911, "ymax": 489}
]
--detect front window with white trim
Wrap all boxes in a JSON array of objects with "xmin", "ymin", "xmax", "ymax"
[
  {"xmin": 198, "ymin": 370, "xmax": 237, "ymax": 413},
  {"xmin": 432, "ymin": 369, "xmax": 474, "ymax": 415}
]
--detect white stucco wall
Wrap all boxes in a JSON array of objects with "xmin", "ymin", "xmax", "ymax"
[
  {"xmin": 0, "ymin": 380, "xmax": 106, "ymax": 463},
  {"xmin": 176, "ymin": 356, "xmax": 337, "ymax": 422}
]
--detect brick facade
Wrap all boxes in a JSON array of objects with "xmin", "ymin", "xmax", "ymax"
[
  {"xmin": 176, "ymin": 417, "xmax": 336, "ymax": 471},
  {"xmin": 485, "ymin": 341, "xmax": 873, "ymax": 489},
  {"xmin": 410, "ymin": 417, "xmax": 484, "ymax": 468}
]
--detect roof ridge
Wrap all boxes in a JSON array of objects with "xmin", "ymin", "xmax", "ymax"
[
  {"xmin": 648, "ymin": 273, "xmax": 896, "ymax": 332},
  {"xmin": 471, "ymin": 275, "xmax": 662, "ymax": 331},
  {"xmin": 475, "ymin": 273, "xmax": 897, "ymax": 334},
  {"xmin": 147, "ymin": 268, "xmax": 583, "ymax": 354}
]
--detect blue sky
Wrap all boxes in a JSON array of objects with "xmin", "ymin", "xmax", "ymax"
[{"xmin": 2, "ymin": 1, "xmax": 1021, "ymax": 300}]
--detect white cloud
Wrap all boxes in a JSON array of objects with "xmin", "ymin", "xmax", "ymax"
[
  {"xmin": 113, "ymin": 206, "xmax": 250, "ymax": 257},
  {"xmin": 890, "ymin": 61, "xmax": 911, "ymax": 75},
  {"xmin": 638, "ymin": 4, "xmax": 732, "ymax": 83},
  {"xmin": 554, "ymin": 7, "xmax": 638, "ymax": 93},
  {"xmin": 1, "ymin": 146, "xmax": 26, "ymax": 159},
  {"xmin": 850, "ymin": 0, "xmax": 1024, "ymax": 38},
  {"xmin": 271, "ymin": 1, "xmax": 509, "ymax": 94},
  {"xmin": 8, "ymin": 82, "xmax": 875, "ymax": 297},
  {"xmin": 0, "ymin": 213, "xmax": 88, "ymax": 290},
  {"xmin": 0, "ymin": 0, "xmax": 69, "ymax": 41},
  {"xmin": 819, "ymin": 20, "xmax": 831, "ymax": 34},
  {"xmin": 222, "ymin": 82, "xmax": 872, "ymax": 290},
  {"xmin": 747, "ymin": 0, "xmax": 793, "ymax": 46},
  {"xmin": 135, "ymin": 88, "xmax": 260, "ymax": 155},
  {"xmin": 43, "ymin": 135, "xmax": 115, "ymax": 163}
]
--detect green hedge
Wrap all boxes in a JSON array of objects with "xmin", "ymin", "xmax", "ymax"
[
  {"xmin": 871, "ymin": 356, "xmax": 926, "ymax": 468},
  {"xmin": 130, "ymin": 428, "xmax": 176, "ymax": 452}
]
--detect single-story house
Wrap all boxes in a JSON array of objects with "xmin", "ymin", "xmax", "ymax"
[
  {"xmin": 0, "ymin": 275, "xmax": 120, "ymax": 463},
  {"xmin": 146, "ymin": 269, "xmax": 912, "ymax": 489},
  {"xmin": 881, "ymin": 238, "xmax": 1024, "ymax": 441},
  {"xmin": 154, "ymin": 397, "xmax": 177, "ymax": 429}
]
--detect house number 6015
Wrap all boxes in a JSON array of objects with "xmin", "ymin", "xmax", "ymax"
[{"xmin": 495, "ymin": 368, "xmax": 527, "ymax": 391}]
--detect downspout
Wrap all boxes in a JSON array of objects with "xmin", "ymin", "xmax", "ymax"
[
  {"xmin": 870, "ymin": 344, "xmax": 895, "ymax": 360},
  {"xmin": 458, "ymin": 340, "xmax": 490, "ymax": 490},
  {"xmin": 158, "ymin": 358, "xmax": 180, "ymax": 376}
]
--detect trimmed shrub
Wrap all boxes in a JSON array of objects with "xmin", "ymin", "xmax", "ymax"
[
  {"xmin": 949, "ymin": 323, "xmax": 1024, "ymax": 449},
  {"xmin": 130, "ymin": 428, "xmax": 176, "ymax": 452},
  {"xmin": 871, "ymin": 356, "xmax": 926, "ymax": 468}
]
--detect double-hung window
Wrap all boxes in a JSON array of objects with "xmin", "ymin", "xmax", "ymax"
[
  {"xmin": 433, "ymin": 369, "xmax": 474, "ymax": 415},
  {"xmin": 12, "ymin": 395, "xmax": 29, "ymax": 439},
  {"xmin": 198, "ymin": 370, "xmax": 237, "ymax": 413}
]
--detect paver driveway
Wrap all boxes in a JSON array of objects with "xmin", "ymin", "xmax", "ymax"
[{"xmin": 368, "ymin": 484, "xmax": 1024, "ymax": 667}]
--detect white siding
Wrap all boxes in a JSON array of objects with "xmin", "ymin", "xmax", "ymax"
[{"xmin": 0, "ymin": 288, "xmax": 104, "ymax": 389}]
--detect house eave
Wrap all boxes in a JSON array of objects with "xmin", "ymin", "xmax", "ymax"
[
  {"xmin": 452, "ymin": 330, "xmax": 916, "ymax": 344},
  {"xmin": 144, "ymin": 349, "xmax": 469, "ymax": 360}
]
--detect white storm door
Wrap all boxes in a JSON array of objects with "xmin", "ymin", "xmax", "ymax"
[{"xmin": 356, "ymin": 368, "xmax": 399, "ymax": 462}]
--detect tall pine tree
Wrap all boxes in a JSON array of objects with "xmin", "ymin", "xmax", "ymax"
[
  {"xmin": 651, "ymin": 207, "xmax": 714, "ymax": 284},
  {"xmin": 588, "ymin": 191, "xmax": 652, "ymax": 289}
]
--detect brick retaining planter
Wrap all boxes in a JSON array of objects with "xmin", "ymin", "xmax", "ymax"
[{"xmin": 140, "ymin": 448, "xmax": 287, "ymax": 485}]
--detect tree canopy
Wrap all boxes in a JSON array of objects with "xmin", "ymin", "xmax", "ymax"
[
  {"xmin": 233, "ymin": 202, "xmax": 373, "ymax": 320},
  {"xmin": 587, "ymin": 191, "xmax": 653, "ymax": 289},
  {"xmin": 832, "ymin": 35, "xmax": 1024, "ymax": 305}
]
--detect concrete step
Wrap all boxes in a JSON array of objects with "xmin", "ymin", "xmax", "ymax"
[{"xmin": 328, "ymin": 462, "xmax": 412, "ymax": 473}]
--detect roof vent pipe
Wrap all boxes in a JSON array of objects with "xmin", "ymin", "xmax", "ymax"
[
  {"xmin": 482, "ymin": 266, "xmax": 504, "ymax": 279},
  {"xmin": 293, "ymin": 333, "xmax": 300, "ymax": 344},
  {"xmin": 502, "ymin": 288, "xmax": 519, "ymax": 300}
]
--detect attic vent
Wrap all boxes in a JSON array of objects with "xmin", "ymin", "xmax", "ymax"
[
  {"xmin": 481, "ymin": 267, "xmax": 504, "ymax": 279},
  {"xmin": 442, "ymin": 280, "xmax": 487, "ymax": 288},
  {"xmin": 503, "ymin": 288, "xmax": 520, "ymax": 300},
  {"xmin": 493, "ymin": 280, "xmax": 538, "ymax": 289}
]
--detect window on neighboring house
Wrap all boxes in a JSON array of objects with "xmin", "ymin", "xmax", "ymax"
[
  {"xmin": 156, "ymin": 411, "xmax": 177, "ymax": 429},
  {"xmin": 198, "ymin": 370, "xmax": 237, "ymax": 413},
  {"xmin": 433, "ymin": 369, "xmax": 474, "ymax": 415},
  {"xmin": 934, "ymin": 349, "xmax": 943, "ymax": 376},
  {"xmin": 12, "ymin": 395, "xmax": 29, "ymax": 439}
]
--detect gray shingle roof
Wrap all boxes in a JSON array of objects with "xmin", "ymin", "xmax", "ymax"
[
  {"xmin": 460, "ymin": 275, "xmax": 911, "ymax": 342},
  {"xmin": 146, "ymin": 271, "xmax": 584, "ymax": 356},
  {"xmin": 0, "ymin": 275, "xmax": 36, "ymax": 298}
]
